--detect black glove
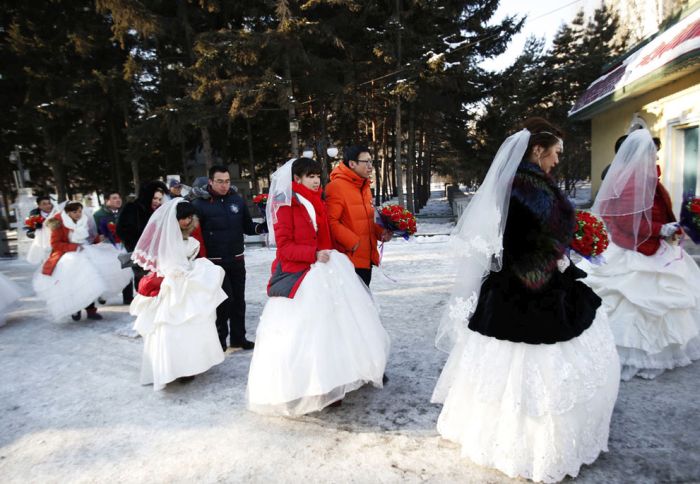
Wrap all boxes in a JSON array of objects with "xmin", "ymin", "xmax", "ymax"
[{"xmin": 256, "ymin": 221, "xmax": 268, "ymax": 234}]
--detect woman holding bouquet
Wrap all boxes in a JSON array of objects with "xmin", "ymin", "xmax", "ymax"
[
  {"xmin": 581, "ymin": 128, "xmax": 700, "ymax": 380},
  {"xmin": 33, "ymin": 201, "xmax": 131, "ymax": 321},
  {"xmin": 432, "ymin": 118, "xmax": 619, "ymax": 483},
  {"xmin": 247, "ymin": 157, "xmax": 390, "ymax": 416},
  {"xmin": 130, "ymin": 199, "xmax": 226, "ymax": 391}
]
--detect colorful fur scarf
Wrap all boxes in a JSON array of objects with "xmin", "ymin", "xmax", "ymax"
[{"xmin": 503, "ymin": 161, "xmax": 576, "ymax": 290}]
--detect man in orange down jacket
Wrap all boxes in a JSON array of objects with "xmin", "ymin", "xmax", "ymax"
[{"xmin": 326, "ymin": 145, "xmax": 392, "ymax": 287}]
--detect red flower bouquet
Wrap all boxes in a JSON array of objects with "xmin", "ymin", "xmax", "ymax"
[
  {"xmin": 570, "ymin": 210, "xmax": 608, "ymax": 262},
  {"xmin": 377, "ymin": 204, "xmax": 417, "ymax": 240},
  {"xmin": 680, "ymin": 195, "xmax": 700, "ymax": 243},
  {"xmin": 24, "ymin": 214, "xmax": 45, "ymax": 230},
  {"xmin": 253, "ymin": 193, "xmax": 268, "ymax": 213}
]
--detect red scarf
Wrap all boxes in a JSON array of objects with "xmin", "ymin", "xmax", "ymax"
[{"xmin": 292, "ymin": 181, "xmax": 332, "ymax": 248}]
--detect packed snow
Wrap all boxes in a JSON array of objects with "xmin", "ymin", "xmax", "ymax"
[{"xmin": 0, "ymin": 194, "xmax": 698, "ymax": 483}]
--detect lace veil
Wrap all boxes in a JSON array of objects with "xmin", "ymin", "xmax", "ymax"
[
  {"xmin": 591, "ymin": 128, "xmax": 657, "ymax": 250},
  {"xmin": 131, "ymin": 198, "xmax": 190, "ymax": 277},
  {"xmin": 435, "ymin": 129, "xmax": 531, "ymax": 352}
]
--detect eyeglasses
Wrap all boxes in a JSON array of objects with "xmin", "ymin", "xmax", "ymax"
[{"xmin": 355, "ymin": 159, "xmax": 373, "ymax": 166}]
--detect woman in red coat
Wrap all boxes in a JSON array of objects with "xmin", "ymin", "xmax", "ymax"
[
  {"xmin": 583, "ymin": 128, "xmax": 700, "ymax": 380},
  {"xmin": 33, "ymin": 202, "xmax": 132, "ymax": 322},
  {"xmin": 247, "ymin": 158, "xmax": 390, "ymax": 416}
]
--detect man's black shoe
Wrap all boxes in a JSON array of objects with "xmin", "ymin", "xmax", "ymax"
[{"xmin": 230, "ymin": 340, "xmax": 255, "ymax": 350}]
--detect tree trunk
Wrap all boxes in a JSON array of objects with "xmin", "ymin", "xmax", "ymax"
[
  {"xmin": 381, "ymin": 128, "xmax": 389, "ymax": 202},
  {"xmin": 284, "ymin": 55, "xmax": 299, "ymax": 158},
  {"xmin": 200, "ymin": 126, "xmax": 214, "ymax": 170},
  {"xmin": 108, "ymin": 115, "xmax": 125, "ymax": 196},
  {"xmin": 393, "ymin": 0, "xmax": 404, "ymax": 206},
  {"xmin": 417, "ymin": 123, "xmax": 426, "ymax": 208},
  {"xmin": 245, "ymin": 117, "xmax": 258, "ymax": 192},
  {"xmin": 44, "ymin": 132, "xmax": 67, "ymax": 201},
  {"xmin": 319, "ymin": 104, "xmax": 330, "ymax": 185},
  {"xmin": 406, "ymin": 103, "xmax": 415, "ymax": 213}
]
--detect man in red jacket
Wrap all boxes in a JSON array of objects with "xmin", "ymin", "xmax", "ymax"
[{"xmin": 326, "ymin": 145, "xmax": 392, "ymax": 287}]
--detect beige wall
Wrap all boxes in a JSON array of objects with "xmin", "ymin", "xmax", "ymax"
[{"xmin": 590, "ymin": 70, "xmax": 700, "ymax": 213}]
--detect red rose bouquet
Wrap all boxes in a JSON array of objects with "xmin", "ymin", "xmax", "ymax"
[
  {"xmin": 24, "ymin": 214, "xmax": 45, "ymax": 230},
  {"xmin": 680, "ymin": 195, "xmax": 700, "ymax": 243},
  {"xmin": 253, "ymin": 193, "xmax": 268, "ymax": 214},
  {"xmin": 377, "ymin": 204, "xmax": 417, "ymax": 240},
  {"xmin": 570, "ymin": 210, "xmax": 608, "ymax": 262}
]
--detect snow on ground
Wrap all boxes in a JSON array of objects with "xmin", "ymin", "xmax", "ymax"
[{"xmin": 0, "ymin": 201, "xmax": 699, "ymax": 482}]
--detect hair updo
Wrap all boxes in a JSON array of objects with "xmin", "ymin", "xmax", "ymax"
[
  {"xmin": 520, "ymin": 117, "xmax": 564, "ymax": 161},
  {"xmin": 64, "ymin": 201, "xmax": 83, "ymax": 213}
]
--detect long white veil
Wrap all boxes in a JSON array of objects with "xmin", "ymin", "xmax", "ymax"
[
  {"xmin": 265, "ymin": 158, "xmax": 296, "ymax": 247},
  {"xmin": 435, "ymin": 129, "xmax": 531, "ymax": 352}
]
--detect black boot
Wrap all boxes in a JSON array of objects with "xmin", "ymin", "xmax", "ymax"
[{"xmin": 71, "ymin": 311, "xmax": 81, "ymax": 321}]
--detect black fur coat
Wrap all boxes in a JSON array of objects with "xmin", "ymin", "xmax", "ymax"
[{"xmin": 467, "ymin": 161, "xmax": 601, "ymax": 344}]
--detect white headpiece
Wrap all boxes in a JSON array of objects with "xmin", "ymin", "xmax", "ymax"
[{"xmin": 436, "ymin": 129, "xmax": 531, "ymax": 352}]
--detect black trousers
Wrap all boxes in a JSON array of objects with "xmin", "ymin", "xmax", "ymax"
[
  {"xmin": 355, "ymin": 268, "xmax": 372, "ymax": 287},
  {"xmin": 122, "ymin": 281, "xmax": 133, "ymax": 304},
  {"xmin": 215, "ymin": 259, "xmax": 247, "ymax": 349},
  {"xmin": 131, "ymin": 265, "xmax": 147, "ymax": 294}
]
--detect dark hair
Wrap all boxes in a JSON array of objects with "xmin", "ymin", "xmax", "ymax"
[
  {"xmin": 208, "ymin": 164, "xmax": 229, "ymax": 179},
  {"xmin": 343, "ymin": 145, "xmax": 370, "ymax": 166},
  {"xmin": 521, "ymin": 118, "xmax": 563, "ymax": 160},
  {"xmin": 64, "ymin": 201, "xmax": 83, "ymax": 213},
  {"xmin": 292, "ymin": 157, "xmax": 322, "ymax": 179},
  {"xmin": 137, "ymin": 180, "xmax": 168, "ymax": 206},
  {"xmin": 652, "ymin": 137, "xmax": 661, "ymax": 150},
  {"xmin": 105, "ymin": 190, "xmax": 121, "ymax": 199},
  {"xmin": 614, "ymin": 135, "xmax": 628, "ymax": 154},
  {"xmin": 175, "ymin": 201, "xmax": 196, "ymax": 220},
  {"xmin": 36, "ymin": 195, "xmax": 51, "ymax": 204}
]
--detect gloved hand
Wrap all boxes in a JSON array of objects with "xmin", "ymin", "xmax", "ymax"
[
  {"xmin": 660, "ymin": 222, "xmax": 679, "ymax": 237},
  {"xmin": 256, "ymin": 221, "xmax": 268, "ymax": 234}
]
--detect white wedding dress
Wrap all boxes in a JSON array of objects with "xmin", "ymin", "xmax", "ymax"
[
  {"xmin": 0, "ymin": 273, "xmax": 22, "ymax": 326},
  {"xmin": 431, "ymin": 307, "xmax": 619, "ymax": 483},
  {"xmin": 33, "ymin": 242, "xmax": 132, "ymax": 321},
  {"xmin": 247, "ymin": 250, "xmax": 391, "ymax": 416},
  {"xmin": 579, "ymin": 240, "xmax": 700, "ymax": 380},
  {"xmin": 130, "ymin": 237, "xmax": 225, "ymax": 391}
]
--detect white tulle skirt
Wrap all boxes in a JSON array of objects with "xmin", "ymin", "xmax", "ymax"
[
  {"xmin": 0, "ymin": 273, "xmax": 22, "ymax": 326},
  {"xmin": 579, "ymin": 241, "xmax": 700, "ymax": 380},
  {"xmin": 26, "ymin": 228, "xmax": 51, "ymax": 265},
  {"xmin": 431, "ymin": 309, "xmax": 620, "ymax": 483},
  {"xmin": 247, "ymin": 251, "xmax": 391, "ymax": 416},
  {"xmin": 33, "ymin": 251, "xmax": 107, "ymax": 321},
  {"xmin": 130, "ymin": 258, "xmax": 226, "ymax": 391},
  {"xmin": 32, "ymin": 243, "xmax": 132, "ymax": 321},
  {"xmin": 83, "ymin": 243, "xmax": 132, "ymax": 296}
]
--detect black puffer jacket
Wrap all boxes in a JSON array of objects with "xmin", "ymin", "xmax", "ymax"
[
  {"xmin": 116, "ymin": 181, "xmax": 168, "ymax": 252},
  {"xmin": 192, "ymin": 187, "xmax": 264, "ymax": 262}
]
